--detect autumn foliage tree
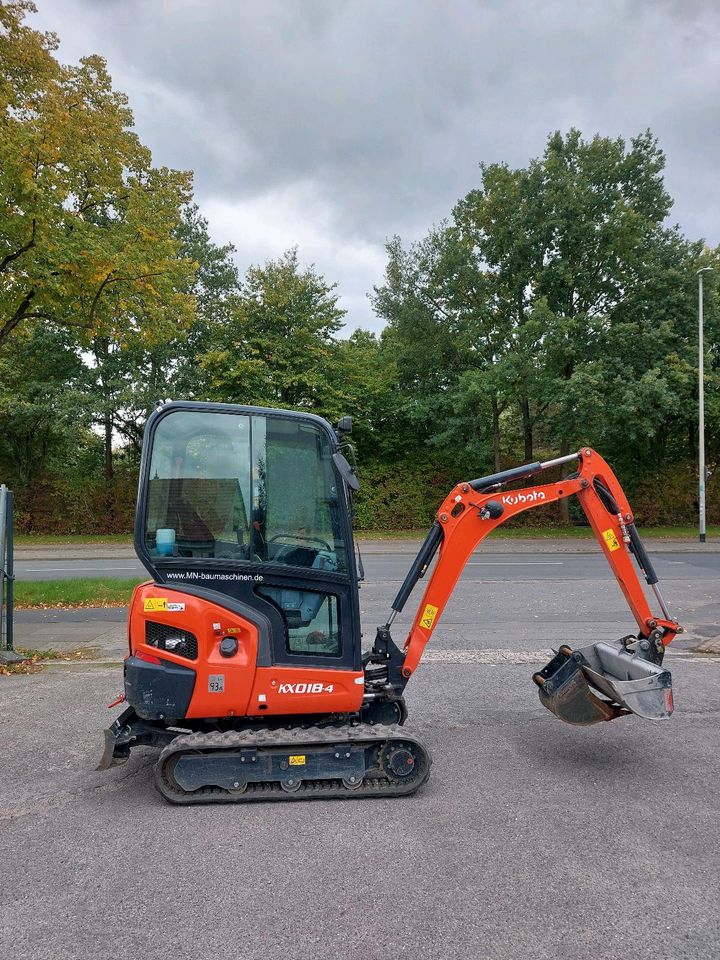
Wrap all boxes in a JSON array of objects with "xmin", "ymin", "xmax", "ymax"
[{"xmin": 0, "ymin": 1, "xmax": 195, "ymax": 349}]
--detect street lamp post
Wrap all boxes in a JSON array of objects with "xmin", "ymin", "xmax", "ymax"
[{"xmin": 698, "ymin": 267, "xmax": 713, "ymax": 543}]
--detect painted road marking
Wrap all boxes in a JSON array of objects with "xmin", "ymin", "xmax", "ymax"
[
  {"xmin": 422, "ymin": 649, "xmax": 720, "ymax": 665},
  {"xmin": 423, "ymin": 648, "xmax": 554, "ymax": 663},
  {"xmin": 466, "ymin": 561, "xmax": 564, "ymax": 565}
]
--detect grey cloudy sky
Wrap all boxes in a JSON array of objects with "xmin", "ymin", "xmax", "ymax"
[{"xmin": 32, "ymin": 0, "xmax": 720, "ymax": 331}]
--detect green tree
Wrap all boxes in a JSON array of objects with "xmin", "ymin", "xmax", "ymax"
[
  {"xmin": 0, "ymin": 323, "xmax": 88, "ymax": 485},
  {"xmin": 373, "ymin": 226, "xmax": 509, "ymax": 471},
  {"xmin": 81, "ymin": 204, "xmax": 241, "ymax": 476},
  {"xmin": 200, "ymin": 249, "xmax": 348, "ymax": 413},
  {"xmin": 374, "ymin": 128, "xmax": 719, "ymax": 525},
  {"xmin": 172, "ymin": 203, "xmax": 240, "ymax": 399},
  {"xmin": 335, "ymin": 328, "xmax": 397, "ymax": 458},
  {"xmin": 0, "ymin": 0, "xmax": 195, "ymax": 349},
  {"xmin": 454, "ymin": 129, "xmax": 678, "ymax": 465}
]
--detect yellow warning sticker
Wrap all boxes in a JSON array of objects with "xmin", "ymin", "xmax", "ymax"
[
  {"xmin": 143, "ymin": 597, "xmax": 167, "ymax": 612},
  {"xmin": 289, "ymin": 755, "xmax": 306, "ymax": 766},
  {"xmin": 602, "ymin": 528, "xmax": 621, "ymax": 552},
  {"xmin": 420, "ymin": 603, "xmax": 439, "ymax": 630}
]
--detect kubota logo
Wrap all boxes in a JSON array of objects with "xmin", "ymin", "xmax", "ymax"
[
  {"xmin": 502, "ymin": 491, "xmax": 546, "ymax": 506},
  {"xmin": 277, "ymin": 682, "xmax": 334, "ymax": 694}
]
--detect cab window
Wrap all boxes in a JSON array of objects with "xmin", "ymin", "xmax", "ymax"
[
  {"xmin": 257, "ymin": 586, "xmax": 342, "ymax": 657},
  {"xmin": 145, "ymin": 410, "xmax": 347, "ymax": 572}
]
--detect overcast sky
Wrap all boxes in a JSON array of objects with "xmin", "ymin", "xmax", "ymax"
[{"xmin": 32, "ymin": 0, "xmax": 720, "ymax": 332}]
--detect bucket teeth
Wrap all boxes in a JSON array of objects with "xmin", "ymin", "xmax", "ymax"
[{"xmin": 534, "ymin": 639, "xmax": 673, "ymax": 726}]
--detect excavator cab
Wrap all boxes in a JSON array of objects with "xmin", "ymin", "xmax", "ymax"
[{"xmin": 136, "ymin": 402, "xmax": 362, "ymax": 672}]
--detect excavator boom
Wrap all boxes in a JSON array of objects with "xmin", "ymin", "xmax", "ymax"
[{"xmin": 373, "ymin": 447, "xmax": 680, "ymax": 726}]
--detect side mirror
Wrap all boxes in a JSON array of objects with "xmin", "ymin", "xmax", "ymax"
[
  {"xmin": 332, "ymin": 452, "xmax": 360, "ymax": 492},
  {"xmin": 336, "ymin": 416, "xmax": 353, "ymax": 435}
]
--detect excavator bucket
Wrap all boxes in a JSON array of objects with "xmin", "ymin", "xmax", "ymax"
[{"xmin": 533, "ymin": 640, "xmax": 673, "ymax": 726}]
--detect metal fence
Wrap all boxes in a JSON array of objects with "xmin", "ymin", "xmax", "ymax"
[{"xmin": 0, "ymin": 484, "xmax": 16, "ymax": 657}]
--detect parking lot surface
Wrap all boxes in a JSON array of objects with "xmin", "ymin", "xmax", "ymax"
[{"xmin": 2, "ymin": 547, "xmax": 719, "ymax": 959}]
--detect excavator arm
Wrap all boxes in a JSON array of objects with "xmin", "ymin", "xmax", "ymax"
[{"xmin": 370, "ymin": 447, "xmax": 681, "ymax": 726}]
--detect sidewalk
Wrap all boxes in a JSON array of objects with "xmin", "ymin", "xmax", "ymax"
[
  {"xmin": 12, "ymin": 606, "xmax": 719, "ymax": 663},
  {"xmin": 358, "ymin": 536, "xmax": 720, "ymax": 555},
  {"xmin": 12, "ymin": 608, "xmax": 128, "ymax": 661},
  {"xmin": 16, "ymin": 543, "xmax": 138, "ymax": 561}
]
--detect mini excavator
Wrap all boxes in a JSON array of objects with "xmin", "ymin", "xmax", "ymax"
[{"xmin": 99, "ymin": 401, "xmax": 681, "ymax": 803}]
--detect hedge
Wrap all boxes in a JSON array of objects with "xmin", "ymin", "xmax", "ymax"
[{"xmin": 9, "ymin": 458, "xmax": 718, "ymax": 534}]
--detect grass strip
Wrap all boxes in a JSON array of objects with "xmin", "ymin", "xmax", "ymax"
[
  {"xmin": 357, "ymin": 525, "xmax": 720, "ymax": 540},
  {"xmin": 16, "ymin": 525, "xmax": 720, "ymax": 546},
  {"xmin": 14, "ymin": 577, "xmax": 143, "ymax": 609},
  {"xmin": 15, "ymin": 533, "xmax": 133, "ymax": 545},
  {"xmin": 15, "ymin": 645, "xmax": 102, "ymax": 661}
]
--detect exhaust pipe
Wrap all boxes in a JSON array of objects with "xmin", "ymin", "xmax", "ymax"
[{"xmin": 533, "ymin": 640, "xmax": 673, "ymax": 726}]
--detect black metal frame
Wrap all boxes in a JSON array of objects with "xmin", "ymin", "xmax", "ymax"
[
  {"xmin": 0, "ymin": 485, "xmax": 15, "ymax": 655},
  {"xmin": 99, "ymin": 696, "xmax": 408, "ymax": 769}
]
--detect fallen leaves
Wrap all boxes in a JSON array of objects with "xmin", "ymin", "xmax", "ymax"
[{"xmin": 0, "ymin": 645, "xmax": 102, "ymax": 675}]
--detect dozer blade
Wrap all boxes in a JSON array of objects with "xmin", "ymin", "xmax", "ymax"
[
  {"xmin": 533, "ymin": 640, "xmax": 673, "ymax": 726},
  {"xmin": 96, "ymin": 726, "xmax": 128, "ymax": 770},
  {"xmin": 96, "ymin": 706, "xmax": 137, "ymax": 770}
]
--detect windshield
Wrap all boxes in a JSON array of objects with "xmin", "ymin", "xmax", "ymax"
[{"xmin": 144, "ymin": 409, "xmax": 348, "ymax": 573}]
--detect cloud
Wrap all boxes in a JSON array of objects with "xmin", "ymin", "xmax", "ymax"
[
  {"xmin": 202, "ymin": 181, "xmax": 387, "ymax": 329},
  {"xmin": 31, "ymin": 0, "xmax": 720, "ymax": 330}
]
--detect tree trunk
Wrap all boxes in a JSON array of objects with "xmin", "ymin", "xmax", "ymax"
[
  {"xmin": 491, "ymin": 397, "xmax": 501, "ymax": 472},
  {"xmin": 104, "ymin": 415, "xmax": 114, "ymax": 481},
  {"xmin": 520, "ymin": 394, "xmax": 533, "ymax": 462},
  {"xmin": 0, "ymin": 289, "xmax": 35, "ymax": 348}
]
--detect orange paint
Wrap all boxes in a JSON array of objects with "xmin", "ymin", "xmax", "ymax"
[{"xmin": 128, "ymin": 583, "xmax": 364, "ymax": 718}]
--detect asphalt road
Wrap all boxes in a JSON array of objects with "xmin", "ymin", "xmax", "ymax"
[
  {"xmin": 12, "ymin": 549, "xmax": 720, "ymax": 660},
  {"xmin": 4, "ymin": 548, "xmax": 719, "ymax": 959},
  {"xmin": 14, "ymin": 550, "xmax": 720, "ymax": 582},
  {"xmin": 2, "ymin": 659, "xmax": 720, "ymax": 960}
]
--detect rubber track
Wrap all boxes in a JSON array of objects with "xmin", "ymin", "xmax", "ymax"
[{"xmin": 154, "ymin": 723, "xmax": 431, "ymax": 805}]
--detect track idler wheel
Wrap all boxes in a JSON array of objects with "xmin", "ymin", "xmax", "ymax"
[
  {"xmin": 227, "ymin": 781, "xmax": 248, "ymax": 796},
  {"xmin": 342, "ymin": 775, "xmax": 364, "ymax": 790},
  {"xmin": 381, "ymin": 742, "xmax": 418, "ymax": 782}
]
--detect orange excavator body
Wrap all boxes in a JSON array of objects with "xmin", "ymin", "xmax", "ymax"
[
  {"xmin": 128, "ymin": 581, "xmax": 365, "ymax": 719},
  {"xmin": 99, "ymin": 402, "xmax": 681, "ymax": 803}
]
